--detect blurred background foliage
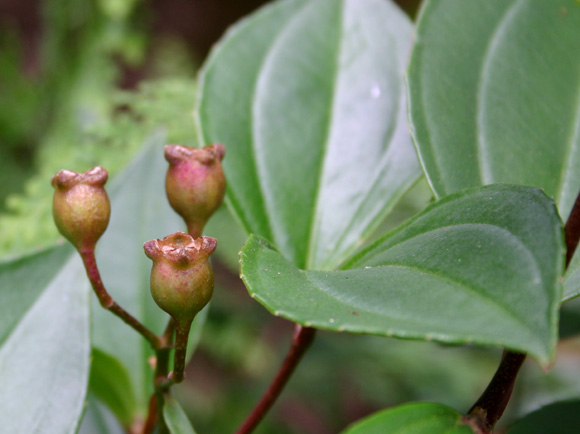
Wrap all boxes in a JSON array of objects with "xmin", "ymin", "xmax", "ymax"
[{"xmin": 2, "ymin": 0, "xmax": 580, "ymax": 433}]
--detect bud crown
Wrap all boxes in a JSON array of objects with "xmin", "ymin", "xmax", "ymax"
[
  {"xmin": 51, "ymin": 166, "xmax": 110, "ymax": 251},
  {"xmin": 144, "ymin": 232, "xmax": 217, "ymax": 323},
  {"xmin": 164, "ymin": 144, "xmax": 226, "ymax": 237}
]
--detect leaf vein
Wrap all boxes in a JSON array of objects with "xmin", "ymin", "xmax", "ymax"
[{"xmin": 476, "ymin": 0, "xmax": 525, "ymax": 184}]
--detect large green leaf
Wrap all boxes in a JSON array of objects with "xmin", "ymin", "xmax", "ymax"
[
  {"xmin": 0, "ymin": 245, "xmax": 90, "ymax": 433},
  {"xmin": 196, "ymin": 0, "xmax": 421, "ymax": 270},
  {"xmin": 91, "ymin": 131, "xmax": 208, "ymax": 417},
  {"xmin": 340, "ymin": 402, "xmax": 473, "ymax": 434},
  {"xmin": 407, "ymin": 0, "xmax": 580, "ymax": 220},
  {"xmin": 240, "ymin": 185, "xmax": 564, "ymax": 365},
  {"xmin": 508, "ymin": 400, "xmax": 580, "ymax": 434}
]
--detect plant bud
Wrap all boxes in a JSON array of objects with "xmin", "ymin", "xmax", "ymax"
[
  {"xmin": 144, "ymin": 232, "xmax": 217, "ymax": 324},
  {"xmin": 51, "ymin": 167, "xmax": 110, "ymax": 251},
  {"xmin": 164, "ymin": 144, "xmax": 226, "ymax": 238}
]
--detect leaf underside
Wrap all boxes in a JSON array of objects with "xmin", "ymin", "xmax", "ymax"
[
  {"xmin": 0, "ymin": 245, "xmax": 90, "ymax": 434},
  {"xmin": 163, "ymin": 395, "xmax": 198, "ymax": 434}
]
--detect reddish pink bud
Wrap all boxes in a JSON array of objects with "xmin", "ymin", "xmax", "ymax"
[
  {"xmin": 51, "ymin": 167, "xmax": 110, "ymax": 251},
  {"xmin": 164, "ymin": 144, "xmax": 226, "ymax": 237},
  {"xmin": 144, "ymin": 232, "xmax": 217, "ymax": 324}
]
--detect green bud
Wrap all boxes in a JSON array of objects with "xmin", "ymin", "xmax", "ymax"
[
  {"xmin": 164, "ymin": 144, "xmax": 226, "ymax": 238},
  {"xmin": 51, "ymin": 167, "xmax": 110, "ymax": 252},
  {"xmin": 144, "ymin": 232, "xmax": 217, "ymax": 324}
]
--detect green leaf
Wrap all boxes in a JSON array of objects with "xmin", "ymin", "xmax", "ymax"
[
  {"xmin": 89, "ymin": 348, "xmax": 136, "ymax": 427},
  {"xmin": 91, "ymin": 131, "xmax": 208, "ymax": 417},
  {"xmin": 163, "ymin": 395, "xmax": 197, "ymax": 434},
  {"xmin": 508, "ymin": 400, "xmax": 580, "ymax": 434},
  {"xmin": 197, "ymin": 0, "xmax": 421, "ymax": 270},
  {"xmin": 240, "ymin": 185, "xmax": 564, "ymax": 365},
  {"xmin": 0, "ymin": 244, "xmax": 90, "ymax": 433},
  {"xmin": 407, "ymin": 0, "xmax": 580, "ymax": 220},
  {"xmin": 340, "ymin": 402, "xmax": 473, "ymax": 434}
]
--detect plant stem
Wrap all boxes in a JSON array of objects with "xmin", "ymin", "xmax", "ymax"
[
  {"xmin": 154, "ymin": 349, "xmax": 173, "ymax": 434},
  {"xmin": 142, "ymin": 394, "xmax": 158, "ymax": 434},
  {"xmin": 466, "ymin": 188, "xmax": 580, "ymax": 432},
  {"xmin": 466, "ymin": 351, "xmax": 526, "ymax": 433},
  {"xmin": 170, "ymin": 319, "xmax": 193, "ymax": 383},
  {"xmin": 235, "ymin": 324, "xmax": 316, "ymax": 434},
  {"xmin": 79, "ymin": 248, "xmax": 163, "ymax": 350},
  {"xmin": 143, "ymin": 318, "xmax": 176, "ymax": 434},
  {"xmin": 80, "ymin": 248, "xmax": 176, "ymax": 433},
  {"xmin": 565, "ymin": 190, "xmax": 580, "ymax": 267}
]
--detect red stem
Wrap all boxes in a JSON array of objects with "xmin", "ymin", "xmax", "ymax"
[
  {"xmin": 565, "ymin": 191, "xmax": 580, "ymax": 268},
  {"xmin": 79, "ymin": 249, "xmax": 162, "ymax": 350},
  {"xmin": 142, "ymin": 394, "xmax": 158, "ymax": 434},
  {"xmin": 235, "ymin": 325, "xmax": 316, "ymax": 434},
  {"xmin": 143, "ymin": 318, "xmax": 176, "ymax": 434}
]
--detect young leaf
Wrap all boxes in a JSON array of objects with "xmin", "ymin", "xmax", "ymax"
[
  {"xmin": 197, "ymin": 0, "xmax": 421, "ymax": 270},
  {"xmin": 508, "ymin": 400, "xmax": 580, "ymax": 434},
  {"xmin": 240, "ymin": 185, "xmax": 564, "ymax": 366},
  {"xmin": 78, "ymin": 393, "xmax": 125, "ymax": 434},
  {"xmin": 163, "ymin": 395, "xmax": 198, "ymax": 434},
  {"xmin": 340, "ymin": 402, "xmax": 473, "ymax": 434},
  {"xmin": 90, "ymin": 131, "xmax": 208, "ymax": 416},
  {"xmin": 0, "ymin": 245, "xmax": 90, "ymax": 433},
  {"xmin": 89, "ymin": 348, "xmax": 136, "ymax": 427},
  {"xmin": 407, "ymin": 0, "xmax": 580, "ymax": 220}
]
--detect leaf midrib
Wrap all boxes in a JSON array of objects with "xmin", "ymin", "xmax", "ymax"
[
  {"xmin": 305, "ymin": 0, "xmax": 345, "ymax": 270},
  {"xmin": 556, "ymin": 62, "xmax": 580, "ymax": 214},
  {"xmin": 251, "ymin": 0, "xmax": 313, "ymax": 261}
]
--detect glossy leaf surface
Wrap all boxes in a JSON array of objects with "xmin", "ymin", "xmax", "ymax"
[
  {"xmin": 407, "ymin": 0, "xmax": 580, "ymax": 220},
  {"xmin": 91, "ymin": 131, "xmax": 208, "ymax": 417},
  {"xmin": 0, "ymin": 245, "xmax": 90, "ymax": 433},
  {"xmin": 341, "ymin": 402, "xmax": 473, "ymax": 434},
  {"xmin": 197, "ymin": 0, "xmax": 421, "ymax": 270},
  {"xmin": 240, "ymin": 185, "xmax": 563, "ymax": 365},
  {"xmin": 164, "ymin": 395, "xmax": 198, "ymax": 434},
  {"xmin": 508, "ymin": 400, "xmax": 580, "ymax": 434}
]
